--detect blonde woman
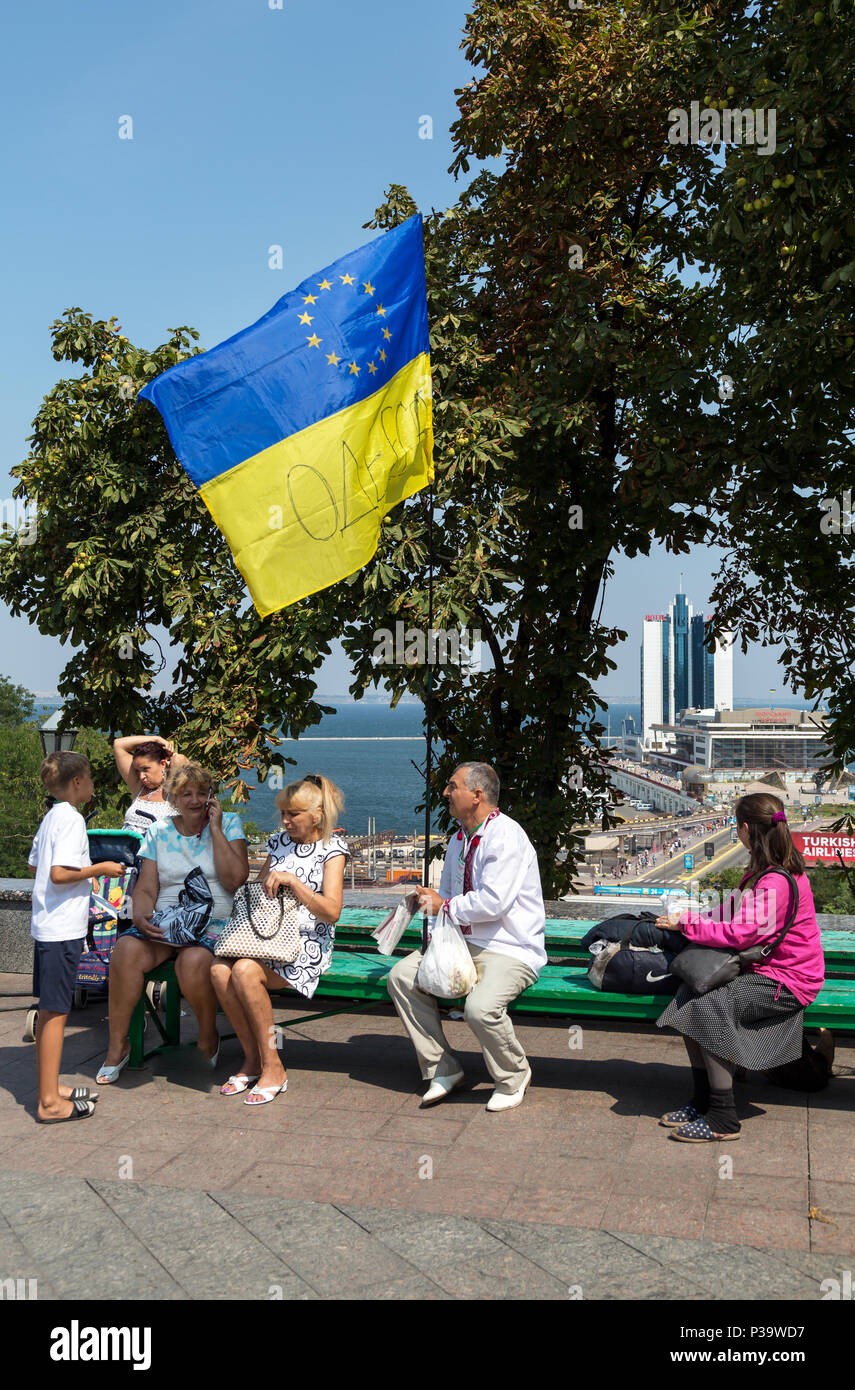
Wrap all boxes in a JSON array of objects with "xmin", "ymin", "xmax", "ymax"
[
  {"xmin": 97, "ymin": 763, "xmax": 248, "ymax": 1083},
  {"xmin": 211, "ymin": 774, "xmax": 348, "ymax": 1106}
]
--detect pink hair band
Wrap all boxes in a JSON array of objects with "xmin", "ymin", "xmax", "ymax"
[{"xmin": 772, "ymin": 812, "xmax": 788, "ymax": 823}]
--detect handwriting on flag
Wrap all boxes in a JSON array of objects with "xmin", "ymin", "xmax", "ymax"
[{"xmin": 269, "ymin": 385, "xmax": 431, "ymax": 542}]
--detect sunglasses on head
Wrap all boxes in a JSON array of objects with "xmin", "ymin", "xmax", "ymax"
[{"xmin": 304, "ymin": 774, "xmax": 322, "ymax": 789}]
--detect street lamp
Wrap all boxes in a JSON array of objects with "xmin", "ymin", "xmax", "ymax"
[{"xmin": 39, "ymin": 709, "xmax": 79, "ymax": 757}]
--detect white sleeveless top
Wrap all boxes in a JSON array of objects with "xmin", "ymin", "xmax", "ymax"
[{"xmin": 123, "ymin": 793, "xmax": 177, "ymax": 834}]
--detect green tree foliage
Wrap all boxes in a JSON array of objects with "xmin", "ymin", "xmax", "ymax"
[
  {"xmin": 690, "ymin": 0, "xmax": 855, "ymax": 769},
  {"xmin": 0, "ymin": 677, "xmax": 39, "ymax": 875},
  {"xmin": 0, "ymin": 723, "xmax": 43, "ymax": 877},
  {"xmin": 0, "ymin": 314, "xmax": 342, "ymax": 801},
  {"xmin": 343, "ymin": 3, "xmax": 748, "ymax": 892},
  {"xmin": 0, "ymin": 676, "xmax": 35, "ymax": 727}
]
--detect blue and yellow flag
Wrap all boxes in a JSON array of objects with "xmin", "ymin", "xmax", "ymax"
[{"xmin": 140, "ymin": 214, "xmax": 433, "ymax": 616}]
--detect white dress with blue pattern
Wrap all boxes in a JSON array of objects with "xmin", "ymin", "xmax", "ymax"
[{"xmin": 265, "ymin": 832, "xmax": 349, "ymax": 998}]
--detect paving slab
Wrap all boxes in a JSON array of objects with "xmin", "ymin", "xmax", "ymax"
[
  {"xmin": 2, "ymin": 988, "xmax": 855, "ymax": 1297},
  {"xmin": 212, "ymin": 1191, "xmax": 430, "ymax": 1294}
]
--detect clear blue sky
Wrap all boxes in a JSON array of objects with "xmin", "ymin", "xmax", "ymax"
[{"xmin": 0, "ymin": 0, "xmax": 790, "ymax": 702}]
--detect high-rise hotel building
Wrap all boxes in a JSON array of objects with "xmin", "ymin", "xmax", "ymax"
[{"xmin": 640, "ymin": 592, "xmax": 733, "ymax": 748}]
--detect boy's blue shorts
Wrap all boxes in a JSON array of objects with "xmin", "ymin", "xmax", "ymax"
[{"xmin": 32, "ymin": 939, "xmax": 84, "ymax": 1014}]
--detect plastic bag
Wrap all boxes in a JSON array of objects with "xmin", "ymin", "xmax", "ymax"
[
  {"xmin": 416, "ymin": 909, "xmax": 478, "ymax": 998},
  {"xmin": 372, "ymin": 890, "xmax": 420, "ymax": 955}
]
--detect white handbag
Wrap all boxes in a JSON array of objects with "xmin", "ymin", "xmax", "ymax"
[{"xmin": 214, "ymin": 883, "xmax": 303, "ymax": 964}]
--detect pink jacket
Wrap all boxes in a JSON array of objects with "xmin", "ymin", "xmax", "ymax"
[{"xmin": 679, "ymin": 869, "xmax": 824, "ymax": 1006}]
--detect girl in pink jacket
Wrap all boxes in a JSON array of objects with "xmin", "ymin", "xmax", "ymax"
[{"xmin": 655, "ymin": 792, "xmax": 823, "ymax": 1142}]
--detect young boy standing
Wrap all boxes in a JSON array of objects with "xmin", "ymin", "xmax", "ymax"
[{"xmin": 30, "ymin": 751, "xmax": 125, "ymax": 1123}]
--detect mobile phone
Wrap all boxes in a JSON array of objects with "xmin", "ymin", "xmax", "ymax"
[{"xmin": 198, "ymin": 787, "xmax": 214, "ymax": 839}]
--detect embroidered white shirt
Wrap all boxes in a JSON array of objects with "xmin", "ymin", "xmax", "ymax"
[{"xmin": 439, "ymin": 811, "xmax": 546, "ymax": 974}]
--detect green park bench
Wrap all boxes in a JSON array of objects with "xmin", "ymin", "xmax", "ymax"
[
  {"xmin": 127, "ymin": 914, "xmax": 855, "ymax": 1067},
  {"xmin": 335, "ymin": 912, "xmax": 855, "ymax": 976}
]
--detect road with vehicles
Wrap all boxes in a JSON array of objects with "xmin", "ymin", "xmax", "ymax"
[{"xmin": 572, "ymin": 811, "xmax": 826, "ymax": 893}]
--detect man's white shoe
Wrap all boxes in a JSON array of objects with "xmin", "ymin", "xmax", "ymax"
[
  {"xmin": 420, "ymin": 1069, "xmax": 465, "ymax": 1107},
  {"xmin": 486, "ymin": 1066, "xmax": 532, "ymax": 1113}
]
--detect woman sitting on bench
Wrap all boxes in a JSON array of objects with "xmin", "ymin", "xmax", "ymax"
[
  {"xmin": 96, "ymin": 763, "xmax": 248, "ymax": 1083},
  {"xmin": 654, "ymin": 792, "xmax": 823, "ymax": 1142},
  {"xmin": 211, "ymin": 774, "xmax": 348, "ymax": 1108}
]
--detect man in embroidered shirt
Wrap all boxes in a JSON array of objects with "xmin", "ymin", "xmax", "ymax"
[{"xmin": 387, "ymin": 762, "xmax": 546, "ymax": 1112}]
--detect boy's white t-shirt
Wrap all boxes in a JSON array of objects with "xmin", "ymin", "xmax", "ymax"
[{"xmin": 28, "ymin": 802, "xmax": 91, "ymax": 942}]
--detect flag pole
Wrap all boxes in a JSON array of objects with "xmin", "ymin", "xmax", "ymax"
[{"xmin": 422, "ymin": 482, "xmax": 435, "ymax": 953}]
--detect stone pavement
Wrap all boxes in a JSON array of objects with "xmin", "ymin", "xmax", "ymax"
[{"xmin": 1, "ymin": 973, "xmax": 854, "ymax": 1299}]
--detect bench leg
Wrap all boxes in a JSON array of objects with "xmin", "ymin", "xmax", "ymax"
[
  {"xmin": 128, "ymin": 998, "xmax": 146, "ymax": 1068},
  {"xmin": 164, "ymin": 976, "xmax": 181, "ymax": 1046}
]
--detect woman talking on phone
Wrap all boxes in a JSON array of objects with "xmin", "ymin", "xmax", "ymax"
[
  {"xmin": 97, "ymin": 763, "xmax": 248, "ymax": 1084},
  {"xmin": 654, "ymin": 792, "xmax": 824, "ymax": 1142}
]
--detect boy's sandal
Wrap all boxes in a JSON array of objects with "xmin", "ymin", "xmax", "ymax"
[
  {"xmin": 220, "ymin": 1074, "xmax": 260, "ymax": 1096},
  {"xmin": 38, "ymin": 1099, "xmax": 96, "ymax": 1124},
  {"xmin": 670, "ymin": 1117, "xmax": 741, "ymax": 1143},
  {"xmin": 660, "ymin": 1104, "xmax": 703, "ymax": 1128},
  {"xmin": 96, "ymin": 1053, "xmax": 130, "ymax": 1085},
  {"xmin": 67, "ymin": 1086, "xmax": 98, "ymax": 1102},
  {"xmin": 244, "ymin": 1081, "xmax": 287, "ymax": 1107}
]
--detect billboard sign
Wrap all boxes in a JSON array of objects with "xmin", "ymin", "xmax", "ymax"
[{"xmin": 792, "ymin": 832, "xmax": 855, "ymax": 863}]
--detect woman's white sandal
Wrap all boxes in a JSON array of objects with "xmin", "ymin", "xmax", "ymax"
[
  {"xmin": 244, "ymin": 1080, "xmax": 287, "ymax": 1106},
  {"xmin": 96, "ymin": 1053, "xmax": 130, "ymax": 1085},
  {"xmin": 219, "ymin": 1073, "xmax": 260, "ymax": 1096}
]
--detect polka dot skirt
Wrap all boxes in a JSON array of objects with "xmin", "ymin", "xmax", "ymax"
[{"xmin": 657, "ymin": 973, "xmax": 804, "ymax": 1070}]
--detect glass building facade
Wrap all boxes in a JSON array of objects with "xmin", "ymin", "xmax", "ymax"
[
  {"xmin": 691, "ymin": 614, "xmax": 715, "ymax": 708},
  {"xmin": 671, "ymin": 594, "xmax": 691, "ymax": 714},
  {"xmin": 710, "ymin": 737, "xmax": 829, "ymax": 772}
]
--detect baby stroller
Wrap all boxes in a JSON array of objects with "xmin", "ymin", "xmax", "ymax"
[{"xmin": 23, "ymin": 828, "xmax": 143, "ymax": 1042}]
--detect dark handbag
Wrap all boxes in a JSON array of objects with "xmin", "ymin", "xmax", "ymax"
[
  {"xmin": 149, "ymin": 868, "xmax": 214, "ymax": 947},
  {"xmin": 669, "ymin": 867, "xmax": 800, "ymax": 995}
]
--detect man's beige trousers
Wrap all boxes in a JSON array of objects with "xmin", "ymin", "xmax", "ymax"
[{"xmin": 387, "ymin": 944, "xmax": 537, "ymax": 1095}]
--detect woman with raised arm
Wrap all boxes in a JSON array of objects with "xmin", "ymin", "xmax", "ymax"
[
  {"xmin": 211, "ymin": 774, "xmax": 348, "ymax": 1107},
  {"xmin": 113, "ymin": 735, "xmax": 188, "ymax": 833}
]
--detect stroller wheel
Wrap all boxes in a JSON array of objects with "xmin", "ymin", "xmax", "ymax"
[
  {"xmin": 72, "ymin": 988, "xmax": 88, "ymax": 1010},
  {"xmin": 23, "ymin": 1007, "xmax": 38, "ymax": 1043}
]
